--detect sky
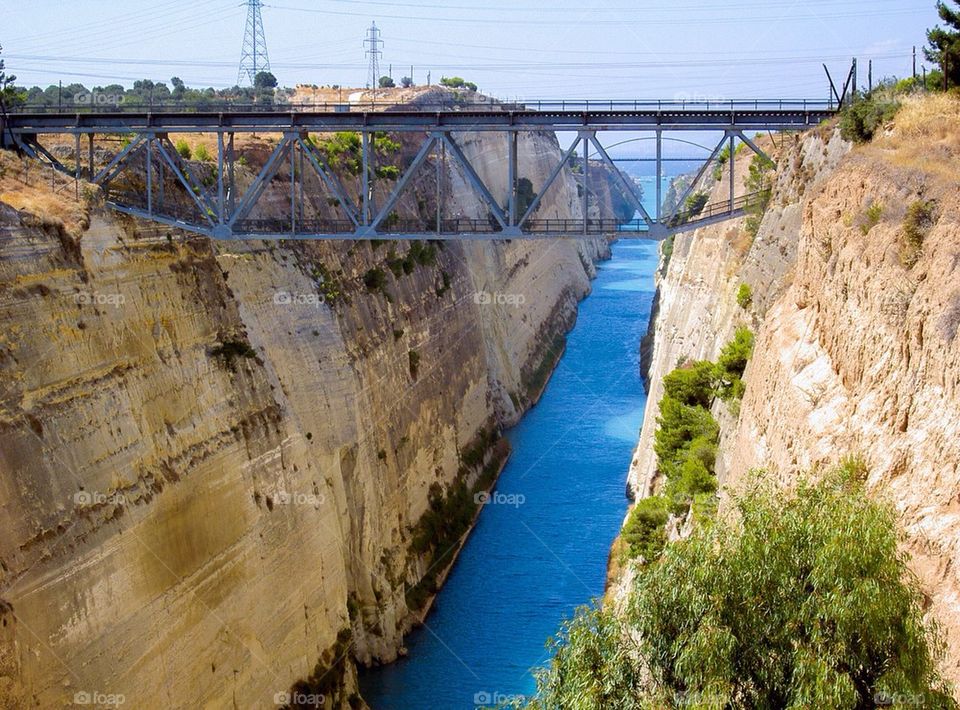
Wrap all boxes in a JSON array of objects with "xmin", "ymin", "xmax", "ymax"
[{"xmin": 0, "ymin": 0, "xmax": 943, "ymax": 100}]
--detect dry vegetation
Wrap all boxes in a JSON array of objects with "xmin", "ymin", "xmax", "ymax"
[
  {"xmin": 0, "ymin": 150, "xmax": 95, "ymax": 236},
  {"xmin": 873, "ymin": 92, "xmax": 960, "ymax": 184}
]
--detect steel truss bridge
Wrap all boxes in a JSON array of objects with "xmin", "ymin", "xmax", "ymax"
[{"xmin": 0, "ymin": 100, "xmax": 837, "ymax": 241}]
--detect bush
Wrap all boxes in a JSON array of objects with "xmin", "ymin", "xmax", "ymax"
[
  {"xmin": 840, "ymin": 91, "xmax": 901, "ymax": 143},
  {"xmin": 654, "ymin": 396, "xmax": 719, "ymax": 479},
  {"xmin": 860, "ymin": 200, "xmax": 885, "ymax": 235},
  {"xmin": 716, "ymin": 326, "xmax": 755, "ymax": 401},
  {"xmin": 363, "ymin": 267, "xmax": 388, "ymax": 292},
  {"xmin": 209, "ymin": 339, "xmax": 257, "ymax": 371},
  {"xmin": 175, "ymin": 139, "xmax": 192, "ymax": 159},
  {"xmin": 440, "ymin": 76, "xmax": 478, "ymax": 92},
  {"xmin": 662, "ymin": 360, "xmax": 716, "ymax": 408},
  {"xmin": 193, "ymin": 143, "xmax": 211, "ymax": 162},
  {"xmin": 684, "ymin": 191, "xmax": 709, "ymax": 217},
  {"xmin": 736, "ymin": 282, "xmax": 753, "ymax": 309},
  {"xmin": 902, "ymin": 199, "xmax": 937, "ymax": 266},
  {"xmin": 621, "ymin": 496, "xmax": 670, "ymax": 563},
  {"xmin": 527, "ymin": 464, "xmax": 957, "ymax": 710}
]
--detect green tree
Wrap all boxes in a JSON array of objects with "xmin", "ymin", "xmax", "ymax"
[
  {"xmin": 171, "ymin": 76, "xmax": 186, "ymax": 100},
  {"xmin": 378, "ymin": 76, "xmax": 396, "ymax": 88},
  {"xmin": 400, "ymin": 76, "xmax": 413, "ymax": 88},
  {"xmin": 253, "ymin": 71, "xmax": 278, "ymax": 89},
  {"xmin": 926, "ymin": 0, "xmax": 960, "ymax": 88},
  {"xmin": 0, "ymin": 44, "xmax": 22, "ymax": 109},
  {"xmin": 527, "ymin": 464, "xmax": 958, "ymax": 709}
]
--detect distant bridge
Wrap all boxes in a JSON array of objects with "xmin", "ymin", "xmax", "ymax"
[{"xmin": 0, "ymin": 100, "xmax": 837, "ymax": 241}]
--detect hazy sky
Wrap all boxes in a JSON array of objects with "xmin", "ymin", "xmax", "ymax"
[{"xmin": 2, "ymin": 0, "xmax": 941, "ymax": 99}]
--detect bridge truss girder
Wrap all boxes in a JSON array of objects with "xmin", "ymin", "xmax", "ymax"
[{"xmin": 10, "ymin": 123, "xmax": 776, "ymax": 242}]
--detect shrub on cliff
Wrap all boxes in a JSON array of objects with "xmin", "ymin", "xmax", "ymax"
[
  {"xmin": 839, "ymin": 86, "xmax": 902, "ymax": 143},
  {"xmin": 715, "ymin": 326, "xmax": 755, "ymax": 401},
  {"xmin": 736, "ymin": 283, "xmax": 753, "ymax": 310},
  {"xmin": 621, "ymin": 495, "xmax": 670, "ymax": 563},
  {"xmin": 526, "ymin": 464, "xmax": 957, "ymax": 710}
]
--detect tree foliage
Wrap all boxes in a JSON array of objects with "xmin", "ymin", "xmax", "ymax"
[
  {"xmin": 526, "ymin": 464, "xmax": 957, "ymax": 710},
  {"xmin": 926, "ymin": 0, "xmax": 960, "ymax": 88}
]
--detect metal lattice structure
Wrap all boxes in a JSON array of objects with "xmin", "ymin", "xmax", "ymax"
[
  {"xmin": 238, "ymin": 0, "xmax": 271, "ymax": 87},
  {"xmin": 365, "ymin": 22, "xmax": 383, "ymax": 92},
  {"xmin": 1, "ymin": 100, "xmax": 838, "ymax": 241}
]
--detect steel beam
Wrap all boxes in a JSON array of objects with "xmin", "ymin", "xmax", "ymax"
[
  {"xmin": 298, "ymin": 138, "xmax": 360, "ymax": 226},
  {"xmin": 518, "ymin": 135, "xmax": 581, "ymax": 227},
  {"xmin": 368, "ymin": 134, "xmax": 436, "ymax": 232},
  {"xmin": 663, "ymin": 133, "xmax": 729, "ymax": 225},
  {"xmin": 155, "ymin": 140, "xmax": 216, "ymax": 226},
  {"xmin": 92, "ymin": 134, "xmax": 145, "ymax": 184},
  {"xmin": 158, "ymin": 136, "xmax": 217, "ymax": 214},
  {"xmin": 228, "ymin": 136, "xmax": 291, "ymax": 227},
  {"xmin": 507, "ymin": 131, "xmax": 518, "ymax": 226},
  {"xmin": 589, "ymin": 134, "xmax": 654, "ymax": 226}
]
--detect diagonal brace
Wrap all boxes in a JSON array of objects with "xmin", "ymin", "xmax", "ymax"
[
  {"xmin": 158, "ymin": 136, "xmax": 218, "ymax": 214},
  {"xmin": 369, "ymin": 134, "xmax": 437, "ymax": 231},
  {"xmin": 518, "ymin": 135, "xmax": 582, "ymax": 228},
  {"xmin": 93, "ymin": 135, "xmax": 146, "ymax": 185},
  {"xmin": 228, "ymin": 136, "xmax": 291, "ymax": 227},
  {"xmin": 298, "ymin": 138, "xmax": 360, "ymax": 227},
  {"xmin": 438, "ymin": 133, "xmax": 508, "ymax": 229},
  {"xmin": 590, "ymin": 134, "xmax": 654, "ymax": 226},
  {"xmin": 733, "ymin": 130, "xmax": 774, "ymax": 166},
  {"xmin": 664, "ymin": 133, "xmax": 730, "ymax": 224},
  {"xmin": 155, "ymin": 140, "xmax": 216, "ymax": 225}
]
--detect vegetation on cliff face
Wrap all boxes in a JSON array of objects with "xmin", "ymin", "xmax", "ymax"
[{"xmin": 526, "ymin": 463, "xmax": 957, "ymax": 709}]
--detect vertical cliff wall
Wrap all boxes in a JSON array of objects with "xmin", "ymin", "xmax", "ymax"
[
  {"xmin": 623, "ymin": 93, "xmax": 960, "ymax": 686},
  {"xmin": 0, "ymin": 118, "xmax": 610, "ymax": 709}
]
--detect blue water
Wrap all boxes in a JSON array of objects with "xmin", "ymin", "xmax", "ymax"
[{"xmin": 359, "ymin": 174, "xmax": 665, "ymax": 710}]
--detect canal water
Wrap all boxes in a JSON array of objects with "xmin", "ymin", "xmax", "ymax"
[{"xmin": 359, "ymin": 172, "xmax": 670, "ymax": 710}]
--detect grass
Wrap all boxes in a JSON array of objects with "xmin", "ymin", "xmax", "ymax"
[
  {"xmin": 859, "ymin": 201, "xmax": 884, "ymax": 235},
  {"xmin": 0, "ymin": 151, "xmax": 92, "ymax": 238}
]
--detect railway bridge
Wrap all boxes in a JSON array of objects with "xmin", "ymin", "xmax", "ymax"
[{"xmin": 1, "ymin": 99, "xmax": 838, "ymax": 241}]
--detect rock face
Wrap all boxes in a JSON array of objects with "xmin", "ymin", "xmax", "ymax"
[
  {"xmin": 0, "ymin": 121, "xmax": 610, "ymax": 707},
  {"xmin": 625, "ymin": 95, "xmax": 960, "ymax": 687}
]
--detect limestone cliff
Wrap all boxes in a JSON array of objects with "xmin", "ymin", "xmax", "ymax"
[
  {"xmin": 623, "ymin": 93, "xmax": 960, "ymax": 686},
  {"xmin": 0, "ymin": 108, "xmax": 610, "ymax": 708}
]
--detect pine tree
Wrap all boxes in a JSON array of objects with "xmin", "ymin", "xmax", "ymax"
[{"xmin": 926, "ymin": 1, "xmax": 960, "ymax": 88}]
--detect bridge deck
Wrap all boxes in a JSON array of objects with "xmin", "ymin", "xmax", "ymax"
[{"xmin": 3, "ymin": 105, "xmax": 836, "ymax": 135}]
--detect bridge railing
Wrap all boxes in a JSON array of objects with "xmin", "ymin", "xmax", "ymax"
[{"xmin": 6, "ymin": 98, "xmax": 837, "ymax": 115}]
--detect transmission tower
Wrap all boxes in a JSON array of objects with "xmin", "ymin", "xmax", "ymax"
[
  {"xmin": 364, "ymin": 22, "xmax": 383, "ymax": 92},
  {"xmin": 238, "ymin": 0, "xmax": 271, "ymax": 86}
]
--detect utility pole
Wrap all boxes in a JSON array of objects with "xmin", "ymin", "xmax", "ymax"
[
  {"xmin": 365, "ymin": 22, "xmax": 383, "ymax": 94},
  {"xmin": 913, "ymin": 46, "xmax": 917, "ymax": 80},
  {"xmin": 868, "ymin": 59, "xmax": 873, "ymax": 94},
  {"xmin": 238, "ymin": 0, "xmax": 271, "ymax": 86},
  {"xmin": 410, "ymin": 65, "xmax": 414, "ymax": 85}
]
